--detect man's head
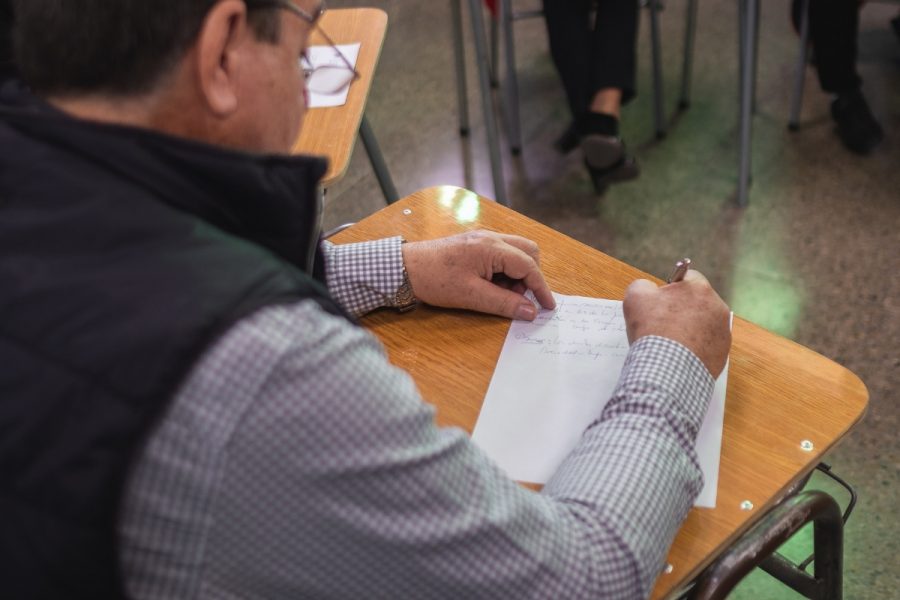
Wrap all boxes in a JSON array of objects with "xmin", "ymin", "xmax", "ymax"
[{"xmin": 12, "ymin": 0, "xmax": 320, "ymax": 153}]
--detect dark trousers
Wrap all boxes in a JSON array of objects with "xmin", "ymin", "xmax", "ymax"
[
  {"xmin": 542, "ymin": 0, "xmax": 639, "ymax": 131},
  {"xmin": 0, "ymin": 0, "xmax": 13, "ymax": 82},
  {"xmin": 798, "ymin": 0, "xmax": 862, "ymax": 93}
]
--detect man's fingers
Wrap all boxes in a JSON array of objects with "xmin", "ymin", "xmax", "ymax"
[
  {"xmin": 625, "ymin": 278, "xmax": 659, "ymax": 300},
  {"xmin": 492, "ymin": 244, "xmax": 555, "ymax": 310},
  {"xmin": 678, "ymin": 269, "xmax": 710, "ymax": 286},
  {"xmin": 522, "ymin": 271, "xmax": 556, "ymax": 310},
  {"xmin": 493, "ymin": 233, "xmax": 541, "ymax": 264},
  {"xmin": 469, "ymin": 277, "xmax": 540, "ymax": 321},
  {"xmin": 510, "ymin": 281, "xmax": 527, "ymax": 295},
  {"xmin": 622, "ymin": 279, "xmax": 658, "ymax": 343}
]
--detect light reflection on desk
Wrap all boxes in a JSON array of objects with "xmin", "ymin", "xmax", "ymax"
[{"xmin": 438, "ymin": 185, "xmax": 481, "ymax": 224}]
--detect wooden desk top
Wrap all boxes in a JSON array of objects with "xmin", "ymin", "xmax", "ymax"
[
  {"xmin": 330, "ymin": 186, "xmax": 869, "ymax": 599},
  {"xmin": 292, "ymin": 8, "xmax": 387, "ymax": 187}
]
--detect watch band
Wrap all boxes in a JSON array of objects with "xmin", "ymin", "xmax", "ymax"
[
  {"xmin": 393, "ymin": 239, "xmax": 418, "ymax": 312},
  {"xmin": 392, "ymin": 264, "xmax": 418, "ymax": 312}
]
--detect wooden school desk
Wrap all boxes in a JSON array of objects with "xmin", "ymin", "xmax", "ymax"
[
  {"xmin": 330, "ymin": 187, "xmax": 868, "ymax": 599},
  {"xmin": 292, "ymin": 8, "xmax": 397, "ymax": 202}
]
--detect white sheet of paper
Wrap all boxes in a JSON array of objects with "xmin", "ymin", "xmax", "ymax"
[
  {"xmin": 301, "ymin": 43, "xmax": 361, "ymax": 108},
  {"xmin": 471, "ymin": 292, "xmax": 728, "ymax": 508}
]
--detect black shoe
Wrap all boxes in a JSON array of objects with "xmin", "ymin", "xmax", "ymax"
[
  {"xmin": 830, "ymin": 89, "xmax": 883, "ymax": 155},
  {"xmin": 584, "ymin": 155, "xmax": 640, "ymax": 194},
  {"xmin": 582, "ymin": 133, "xmax": 626, "ymax": 170}
]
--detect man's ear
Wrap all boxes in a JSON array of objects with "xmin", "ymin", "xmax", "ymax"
[{"xmin": 194, "ymin": 0, "xmax": 249, "ymax": 116}]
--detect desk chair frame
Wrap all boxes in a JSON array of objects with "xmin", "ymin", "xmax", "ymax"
[
  {"xmin": 689, "ymin": 490, "xmax": 843, "ymax": 600},
  {"xmin": 359, "ymin": 115, "xmax": 400, "ymax": 204},
  {"xmin": 293, "ymin": 9, "xmax": 398, "ymax": 206},
  {"xmin": 687, "ymin": 462, "xmax": 857, "ymax": 600}
]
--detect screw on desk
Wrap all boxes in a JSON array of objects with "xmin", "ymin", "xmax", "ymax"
[
  {"xmin": 402, "ymin": 209, "xmax": 412, "ymax": 215},
  {"xmin": 800, "ymin": 439, "xmax": 814, "ymax": 452},
  {"xmin": 740, "ymin": 500, "xmax": 754, "ymax": 511}
]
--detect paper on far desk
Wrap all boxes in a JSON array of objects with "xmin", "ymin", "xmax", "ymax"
[
  {"xmin": 471, "ymin": 292, "xmax": 728, "ymax": 508},
  {"xmin": 301, "ymin": 43, "xmax": 361, "ymax": 108}
]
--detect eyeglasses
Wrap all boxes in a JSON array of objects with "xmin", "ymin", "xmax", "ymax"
[{"xmin": 246, "ymin": 0, "xmax": 361, "ymax": 95}]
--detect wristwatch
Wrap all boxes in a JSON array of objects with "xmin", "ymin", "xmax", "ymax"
[{"xmin": 392, "ymin": 243, "xmax": 418, "ymax": 312}]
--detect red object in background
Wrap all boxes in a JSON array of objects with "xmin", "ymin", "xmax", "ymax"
[{"xmin": 484, "ymin": 0, "xmax": 498, "ymax": 16}]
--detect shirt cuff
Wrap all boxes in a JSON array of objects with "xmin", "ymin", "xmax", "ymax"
[
  {"xmin": 601, "ymin": 335, "xmax": 716, "ymax": 439},
  {"xmin": 321, "ymin": 237, "xmax": 405, "ymax": 317}
]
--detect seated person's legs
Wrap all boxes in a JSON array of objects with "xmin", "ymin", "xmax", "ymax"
[
  {"xmin": 794, "ymin": 0, "xmax": 883, "ymax": 154},
  {"xmin": 0, "ymin": 0, "xmax": 14, "ymax": 82},
  {"xmin": 543, "ymin": 0, "xmax": 639, "ymax": 192}
]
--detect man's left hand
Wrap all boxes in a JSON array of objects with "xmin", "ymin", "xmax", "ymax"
[{"xmin": 401, "ymin": 231, "xmax": 556, "ymax": 321}]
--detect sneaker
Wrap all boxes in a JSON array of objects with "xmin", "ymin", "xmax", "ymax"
[{"xmin": 830, "ymin": 89, "xmax": 884, "ymax": 155}]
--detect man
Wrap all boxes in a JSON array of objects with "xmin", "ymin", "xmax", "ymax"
[{"xmin": 0, "ymin": 1, "xmax": 731, "ymax": 599}]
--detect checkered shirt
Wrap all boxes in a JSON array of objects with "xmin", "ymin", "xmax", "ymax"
[{"xmin": 119, "ymin": 238, "xmax": 714, "ymax": 600}]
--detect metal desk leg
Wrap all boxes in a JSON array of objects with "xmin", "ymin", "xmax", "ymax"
[
  {"xmin": 501, "ymin": 0, "xmax": 523, "ymax": 154},
  {"xmin": 360, "ymin": 115, "xmax": 399, "ymax": 204},
  {"xmin": 737, "ymin": 0, "xmax": 757, "ymax": 207},
  {"xmin": 689, "ymin": 491, "xmax": 843, "ymax": 600},
  {"xmin": 738, "ymin": 0, "xmax": 745, "ymax": 98},
  {"xmin": 466, "ymin": 0, "xmax": 509, "ymax": 206},
  {"xmin": 752, "ymin": 0, "xmax": 760, "ymax": 115},
  {"xmin": 490, "ymin": 11, "xmax": 500, "ymax": 87},
  {"xmin": 788, "ymin": 0, "xmax": 811, "ymax": 131},
  {"xmin": 649, "ymin": 0, "xmax": 666, "ymax": 139},
  {"xmin": 452, "ymin": 0, "xmax": 470, "ymax": 136},
  {"xmin": 679, "ymin": 0, "xmax": 698, "ymax": 110}
]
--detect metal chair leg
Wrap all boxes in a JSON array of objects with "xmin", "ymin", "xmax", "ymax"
[
  {"xmin": 737, "ymin": 0, "xmax": 757, "ymax": 207},
  {"xmin": 490, "ymin": 11, "xmax": 500, "ymax": 88},
  {"xmin": 649, "ymin": 0, "xmax": 667, "ymax": 139},
  {"xmin": 467, "ymin": 0, "xmax": 509, "ymax": 206},
  {"xmin": 689, "ymin": 491, "xmax": 844, "ymax": 600},
  {"xmin": 359, "ymin": 115, "xmax": 399, "ymax": 204},
  {"xmin": 751, "ymin": 0, "xmax": 761, "ymax": 115},
  {"xmin": 788, "ymin": 0, "xmax": 811, "ymax": 131},
  {"xmin": 738, "ymin": 0, "xmax": 745, "ymax": 97},
  {"xmin": 501, "ymin": 0, "xmax": 523, "ymax": 154},
  {"xmin": 451, "ymin": 0, "xmax": 471, "ymax": 136},
  {"xmin": 679, "ymin": 0, "xmax": 698, "ymax": 110},
  {"xmin": 322, "ymin": 222, "xmax": 355, "ymax": 239}
]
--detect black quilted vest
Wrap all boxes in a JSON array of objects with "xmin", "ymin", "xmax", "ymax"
[{"xmin": 0, "ymin": 83, "xmax": 348, "ymax": 599}]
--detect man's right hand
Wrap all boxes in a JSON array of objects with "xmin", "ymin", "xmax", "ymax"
[{"xmin": 623, "ymin": 270, "xmax": 732, "ymax": 378}]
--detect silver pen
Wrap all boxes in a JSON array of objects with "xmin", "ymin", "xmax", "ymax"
[{"xmin": 667, "ymin": 258, "xmax": 691, "ymax": 283}]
